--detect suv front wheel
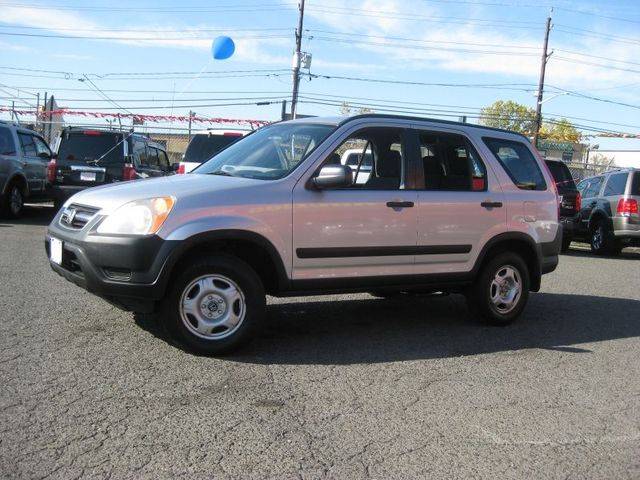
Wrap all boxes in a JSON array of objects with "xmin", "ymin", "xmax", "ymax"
[
  {"xmin": 161, "ymin": 255, "xmax": 266, "ymax": 355},
  {"xmin": 466, "ymin": 252, "xmax": 530, "ymax": 326},
  {"xmin": 0, "ymin": 184, "xmax": 25, "ymax": 218}
]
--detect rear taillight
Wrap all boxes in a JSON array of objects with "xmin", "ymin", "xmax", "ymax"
[
  {"xmin": 177, "ymin": 163, "xmax": 186, "ymax": 174},
  {"xmin": 122, "ymin": 163, "xmax": 137, "ymax": 181},
  {"xmin": 617, "ymin": 198, "xmax": 638, "ymax": 216},
  {"xmin": 46, "ymin": 159, "xmax": 56, "ymax": 183},
  {"xmin": 575, "ymin": 192, "xmax": 581, "ymax": 212}
]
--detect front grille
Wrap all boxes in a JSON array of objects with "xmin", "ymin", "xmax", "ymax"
[{"xmin": 59, "ymin": 204, "xmax": 100, "ymax": 230}]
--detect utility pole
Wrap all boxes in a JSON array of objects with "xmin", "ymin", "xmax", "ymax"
[
  {"xmin": 533, "ymin": 12, "xmax": 553, "ymax": 148},
  {"xmin": 35, "ymin": 92, "xmax": 40, "ymax": 131},
  {"xmin": 43, "ymin": 92, "xmax": 48, "ymax": 139},
  {"xmin": 290, "ymin": 0, "xmax": 306, "ymax": 119},
  {"xmin": 281, "ymin": 100, "xmax": 287, "ymax": 121},
  {"xmin": 188, "ymin": 110, "xmax": 194, "ymax": 143}
]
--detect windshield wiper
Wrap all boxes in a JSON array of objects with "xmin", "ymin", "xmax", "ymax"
[{"xmin": 207, "ymin": 170, "xmax": 235, "ymax": 177}]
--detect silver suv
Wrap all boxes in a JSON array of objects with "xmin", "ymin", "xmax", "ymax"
[
  {"xmin": 46, "ymin": 115, "xmax": 561, "ymax": 354},
  {"xmin": 575, "ymin": 168, "xmax": 640, "ymax": 255},
  {"xmin": 0, "ymin": 121, "xmax": 55, "ymax": 218}
]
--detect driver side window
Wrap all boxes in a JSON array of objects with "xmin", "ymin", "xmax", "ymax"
[{"xmin": 323, "ymin": 127, "xmax": 405, "ymax": 190}]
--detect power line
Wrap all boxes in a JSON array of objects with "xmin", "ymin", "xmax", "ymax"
[
  {"xmin": 553, "ymin": 56, "xmax": 640, "ymax": 75},
  {"xmin": 0, "ymin": 31, "xmax": 291, "ymax": 41},
  {"xmin": 0, "ymin": 1, "xmax": 295, "ymax": 13}
]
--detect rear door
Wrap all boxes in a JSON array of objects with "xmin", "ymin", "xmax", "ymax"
[
  {"xmin": 17, "ymin": 132, "xmax": 46, "ymax": 193},
  {"xmin": 576, "ymin": 175, "xmax": 605, "ymax": 231},
  {"xmin": 137, "ymin": 145, "xmax": 164, "ymax": 178},
  {"xmin": 412, "ymin": 128, "xmax": 505, "ymax": 275}
]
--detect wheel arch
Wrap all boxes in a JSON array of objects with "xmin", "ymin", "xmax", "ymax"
[
  {"xmin": 588, "ymin": 209, "xmax": 612, "ymax": 231},
  {"xmin": 161, "ymin": 229, "xmax": 289, "ymax": 296},
  {"xmin": 2, "ymin": 173, "xmax": 28, "ymax": 196},
  {"xmin": 472, "ymin": 232, "xmax": 541, "ymax": 292}
]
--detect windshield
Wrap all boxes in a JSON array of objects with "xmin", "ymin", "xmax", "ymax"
[
  {"xmin": 57, "ymin": 132, "xmax": 124, "ymax": 166},
  {"xmin": 184, "ymin": 134, "xmax": 241, "ymax": 163},
  {"xmin": 195, "ymin": 123, "xmax": 336, "ymax": 180}
]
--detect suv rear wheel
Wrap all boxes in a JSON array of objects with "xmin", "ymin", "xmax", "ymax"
[
  {"xmin": 161, "ymin": 255, "xmax": 265, "ymax": 355},
  {"xmin": 466, "ymin": 252, "xmax": 530, "ymax": 326}
]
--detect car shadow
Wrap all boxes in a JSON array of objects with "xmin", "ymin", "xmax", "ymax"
[
  {"xmin": 136, "ymin": 292, "xmax": 640, "ymax": 365},
  {"xmin": 0, "ymin": 204, "xmax": 56, "ymax": 227},
  {"xmin": 563, "ymin": 242, "xmax": 640, "ymax": 261}
]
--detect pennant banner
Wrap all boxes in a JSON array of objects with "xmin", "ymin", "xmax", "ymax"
[{"xmin": 0, "ymin": 106, "xmax": 271, "ymax": 128}]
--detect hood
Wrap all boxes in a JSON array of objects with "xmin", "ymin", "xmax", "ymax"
[{"xmin": 64, "ymin": 174, "xmax": 266, "ymax": 214}]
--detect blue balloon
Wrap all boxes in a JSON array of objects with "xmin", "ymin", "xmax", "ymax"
[{"xmin": 212, "ymin": 36, "xmax": 235, "ymax": 60}]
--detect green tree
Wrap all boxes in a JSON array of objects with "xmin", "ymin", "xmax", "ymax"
[
  {"xmin": 540, "ymin": 118, "xmax": 582, "ymax": 142},
  {"xmin": 479, "ymin": 100, "xmax": 536, "ymax": 134}
]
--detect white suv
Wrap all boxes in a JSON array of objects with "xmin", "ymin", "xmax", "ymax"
[{"xmin": 46, "ymin": 114, "xmax": 561, "ymax": 354}]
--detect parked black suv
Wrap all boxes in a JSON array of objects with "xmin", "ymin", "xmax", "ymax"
[
  {"xmin": 545, "ymin": 159, "xmax": 581, "ymax": 251},
  {"xmin": 49, "ymin": 127, "xmax": 175, "ymax": 208}
]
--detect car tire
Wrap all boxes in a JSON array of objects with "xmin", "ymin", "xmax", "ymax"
[
  {"xmin": 160, "ymin": 254, "xmax": 265, "ymax": 355},
  {"xmin": 590, "ymin": 220, "xmax": 615, "ymax": 255},
  {"xmin": 0, "ymin": 183, "xmax": 25, "ymax": 219},
  {"xmin": 466, "ymin": 252, "xmax": 530, "ymax": 326}
]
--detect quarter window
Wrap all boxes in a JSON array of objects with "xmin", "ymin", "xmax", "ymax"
[
  {"xmin": 418, "ymin": 131, "xmax": 487, "ymax": 191},
  {"xmin": 0, "ymin": 127, "xmax": 16, "ymax": 155},
  {"xmin": 603, "ymin": 172, "xmax": 628, "ymax": 196},
  {"xmin": 483, "ymin": 137, "xmax": 546, "ymax": 191}
]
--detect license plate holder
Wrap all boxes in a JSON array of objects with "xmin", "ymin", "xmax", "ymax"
[
  {"xmin": 80, "ymin": 172, "xmax": 96, "ymax": 182},
  {"xmin": 50, "ymin": 237, "xmax": 63, "ymax": 265}
]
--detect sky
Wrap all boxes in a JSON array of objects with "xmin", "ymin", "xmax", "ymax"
[{"xmin": 0, "ymin": 0, "xmax": 639, "ymax": 151}]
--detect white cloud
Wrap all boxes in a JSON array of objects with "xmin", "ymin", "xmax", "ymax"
[{"xmin": 0, "ymin": 5, "xmax": 290, "ymax": 66}]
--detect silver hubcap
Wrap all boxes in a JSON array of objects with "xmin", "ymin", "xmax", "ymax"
[
  {"xmin": 489, "ymin": 265, "xmax": 521, "ymax": 314},
  {"xmin": 592, "ymin": 226, "xmax": 603, "ymax": 250},
  {"xmin": 10, "ymin": 187, "xmax": 22, "ymax": 215},
  {"xmin": 179, "ymin": 274, "xmax": 246, "ymax": 340}
]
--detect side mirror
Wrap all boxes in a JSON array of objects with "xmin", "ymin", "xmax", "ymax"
[
  {"xmin": 312, "ymin": 165, "xmax": 353, "ymax": 189},
  {"xmin": 38, "ymin": 151, "xmax": 51, "ymax": 160},
  {"xmin": 170, "ymin": 163, "xmax": 180, "ymax": 172}
]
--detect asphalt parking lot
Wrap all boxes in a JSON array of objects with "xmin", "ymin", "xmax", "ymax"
[{"xmin": 1, "ymin": 205, "xmax": 639, "ymax": 479}]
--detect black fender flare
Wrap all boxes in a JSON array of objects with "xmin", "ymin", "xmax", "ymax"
[{"xmin": 159, "ymin": 229, "xmax": 290, "ymax": 293}]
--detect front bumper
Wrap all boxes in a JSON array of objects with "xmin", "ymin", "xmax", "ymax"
[{"xmin": 45, "ymin": 210, "xmax": 179, "ymax": 312}]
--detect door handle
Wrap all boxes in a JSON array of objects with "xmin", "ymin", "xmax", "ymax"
[
  {"xmin": 481, "ymin": 201, "xmax": 503, "ymax": 208},
  {"xmin": 386, "ymin": 201, "xmax": 414, "ymax": 208}
]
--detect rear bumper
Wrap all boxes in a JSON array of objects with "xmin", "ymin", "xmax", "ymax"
[
  {"xmin": 539, "ymin": 227, "xmax": 562, "ymax": 275},
  {"xmin": 50, "ymin": 184, "xmax": 89, "ymax": 203},
  {"xmin": 45, "ymin": 210, "xmax": 179, "ymax": 312}
]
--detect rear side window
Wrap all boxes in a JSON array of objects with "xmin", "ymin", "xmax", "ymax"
[
  {"xmin": 579, "ymin": 176, "xmax": 604, "ymax": 198},
  {"xmin": 0, "ymin": 127, "xmax": 16, "ymax": 155},
  {"xmin": 603, "ymin": 172, "xmax": 628, "ymax": 196},
  {"xmin": 18, "ymin": 133, "xmax": 37, "ymax": 157},
  {"xmin": 418, "ymin": 131, "xmax": 487, "ymax": 191},
  {"xmin": 483, "ymin": 137, "xmax": 546, "ymax": 191},
  {"xmin": 545, "ymin": 161, "xmax": 576, "ymax": 189}
]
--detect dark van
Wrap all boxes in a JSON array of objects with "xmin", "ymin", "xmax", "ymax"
[
  {"xmin": 545, "ymin": 159, "xmax": 581, "ymax": 251},
  {"xmin": 49, "ymin": 128, "xmax": 174, "ymax": 208}
]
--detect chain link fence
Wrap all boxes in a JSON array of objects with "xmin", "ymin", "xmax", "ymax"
[{"xmin": 565, "ymin": 162, "xmax": 612, "ymax": 182}]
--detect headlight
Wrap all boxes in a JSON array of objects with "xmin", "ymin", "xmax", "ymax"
[{"xmin": 96, "ymin": 197, "xmax": 175, "ymax": 235}]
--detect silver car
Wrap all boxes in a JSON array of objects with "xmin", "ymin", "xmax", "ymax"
[
  {"xmin": 575, "ymin": 168, "xmax": 640, "ymax": 255},
  {"xmin": 46, "ymin": 114, "xmax": 561, "ymax": 354}
]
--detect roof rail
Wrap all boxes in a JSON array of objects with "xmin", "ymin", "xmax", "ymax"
[{"xmin": 337, "ymin": 113, "xmax": 531, "ymax": 141}]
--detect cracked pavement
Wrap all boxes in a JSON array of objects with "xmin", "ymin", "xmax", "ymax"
[{"xmin": 1, "ymin": 206, "xmax": 639, "ymax": 479}]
